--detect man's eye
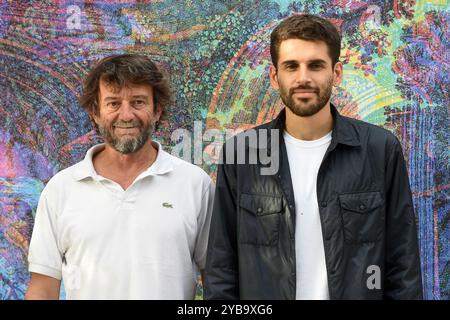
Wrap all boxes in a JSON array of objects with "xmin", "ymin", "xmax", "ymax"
[
  {"xmin": 132, "ymin": 100, "xmax": 146, "ymax": 108},
  {"xmin": 310, "ymin": 64, "xmax": 324, "ymax": 70},
  {"xmin": 107, "ymin": 102, "xmax": 120, "ymax": 108},
  {"xmin": 285, "ymin": 65, "xmax": 297, "ymax": 70}
]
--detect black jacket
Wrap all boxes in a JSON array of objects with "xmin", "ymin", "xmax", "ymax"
[{"xmin": 204, "ymin": 105, "xmax": 423, "ymax": 300}]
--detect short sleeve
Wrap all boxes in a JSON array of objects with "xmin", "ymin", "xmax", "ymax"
[
  {"xmin": 28, "ymin": 187, "xmax": 63, "ymax": 280},
  {"xmin": 193, "ymin": 177, "xmax": 215, "ymax": 270}
]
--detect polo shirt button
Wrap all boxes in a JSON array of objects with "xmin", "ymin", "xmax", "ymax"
[
  {"xmin": 321, "ymin": 201, "xmax": 327, "ymax": 208},
  {"xmin": 257, "ymin": 207, "xmax": 263, "ymax": 214},
  {"xmin": 359, "ymin": 204, "xmax": 366, "ymax": 210}
]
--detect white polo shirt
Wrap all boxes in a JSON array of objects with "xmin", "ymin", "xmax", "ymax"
[{"xmin": 28, "ymin": 142, "xmax": 214, "ymax": 300}]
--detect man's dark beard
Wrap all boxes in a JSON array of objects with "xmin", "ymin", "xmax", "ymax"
[
  {"xmin": 98, "ymin": 119, "xmax": 155, "ymax": 154},
  {"xmin": 280, "ymin": 77, "xmax": 333, "ymax": 117}
]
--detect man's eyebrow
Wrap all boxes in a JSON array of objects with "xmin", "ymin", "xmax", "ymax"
[
  {"xmin": 103, "ymin": 96, "xmax": 120, "ymax": 102},
  {"xmin": 280, "ymin": 59, "xmax": 328, "ymax": 66},
  {"xmin": 281, "ymin": 60, "xmax": 298, "ymax": 66},
  {"xmin": 131, "ymin": 95, "xmax": 150, "ymax": 100},
  {"xmin": 103, "ymin": 95, "xmax": 149, "ymax": 101},
  {"xmin": 309, "ymin": 59, "xmax": 327, "ymax": 64}
]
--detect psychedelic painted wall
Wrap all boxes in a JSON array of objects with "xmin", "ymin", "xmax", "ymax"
[{"xmin": 0, "ymin": 0, "xmax": 448, "ymax": 300}]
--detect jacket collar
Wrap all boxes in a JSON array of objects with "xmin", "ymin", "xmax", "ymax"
[{"xmin": 270, "ymin": 104, "xmax": 361, "ymax": 147}]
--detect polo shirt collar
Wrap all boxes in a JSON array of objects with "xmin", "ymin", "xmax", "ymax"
[{"xmin": 73, "ymin": 141, "xmax": 174, "ymax": 181}]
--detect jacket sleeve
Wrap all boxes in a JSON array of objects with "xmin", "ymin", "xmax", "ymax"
[
  {"xmin": 384, "ymin": 137, "xmax": 423, "ymax": 299},
  {"xmin": 204, "ymin": 143, "xmax": 239, "ymax": 299}
]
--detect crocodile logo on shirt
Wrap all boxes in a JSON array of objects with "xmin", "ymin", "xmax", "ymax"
[{"xmin": 162, "ymin": 202, "xmax": 173, "ymax": 208}]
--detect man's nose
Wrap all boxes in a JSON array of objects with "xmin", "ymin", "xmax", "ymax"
[
  {"xmin": 295, "ymin": 67, "xmax": 312, "ymax": 85},
  {"xmin": 118, "ymin": 101, "xmax": 135, "ymax": 121}
]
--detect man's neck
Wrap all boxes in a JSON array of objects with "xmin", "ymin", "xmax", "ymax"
[
  {"xmin": 92, "ymin": 140, "xmax": 158, "ymax": 190},
  {"xmin": 285, "ymin": 103, "xmax": 333, "ymax": 141}
]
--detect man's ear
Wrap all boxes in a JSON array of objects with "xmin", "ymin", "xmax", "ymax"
[
  {"xmin": 269, "ymin": 64, "xmax": 280, "ymax": 90},
  {"xmin": 90, "ymin": 100, "xmax": 100, "ymax": 125},
  {"xmin": 90, "ymin": 108, "xmax": 101, "ymax": 129},
  {"xmin": 333, "ymin": 61, "xmax": 343, "ymax": 86},
  {"xmin": 154, "ymin": 104, "xmax": 163, "ymax": 122},
  {"xmin": 91, "ymin": 112, "xmax": 99, "ymax": 125}
]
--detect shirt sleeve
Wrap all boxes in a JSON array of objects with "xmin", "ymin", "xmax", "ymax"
[
  {"xmin": 28, "ymin": 186, "xmax": 63, "ymax": 280},
  {"xmin": 193, "ymin": 177, "xmax": 215, "ymax": 271}
]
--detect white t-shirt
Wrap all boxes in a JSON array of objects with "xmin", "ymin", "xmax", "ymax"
[
  {"xmin": 284, "ymin": 130, "xmax": 331, "ymax": 300},
  {"xmin": 28, "ymin": 142, "xmax": 214, "ymax": 300}
]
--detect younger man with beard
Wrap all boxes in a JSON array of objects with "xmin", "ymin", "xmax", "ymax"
[
  {"xmin": 204, "ymin": 15, "xmax": 422, "ymax": 299},
  {"xmin": 26, "ymin": 54, "xmax": 214, "ymax": 299}
]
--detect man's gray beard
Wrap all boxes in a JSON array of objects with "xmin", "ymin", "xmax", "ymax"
[
  {"xmin": 281, "ymin": 77, "xmax": 333, "ymax": 117},
  {"xmin": 99, "ymin": 121, "xmax": 155, "ymax": 154}
]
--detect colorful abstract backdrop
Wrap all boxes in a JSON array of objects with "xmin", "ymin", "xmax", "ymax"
[{"xmin": 0, "ymin": 0, "xmax": 448, "ymax": 300}]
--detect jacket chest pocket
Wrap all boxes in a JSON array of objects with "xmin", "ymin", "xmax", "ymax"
[
  {"xmin": 339, "ymin": 191, "xmax": 384, "ymax": 244},
  {"xmin": 239, "ymin": 193, "xmax": 282, "ymax": 246}
]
